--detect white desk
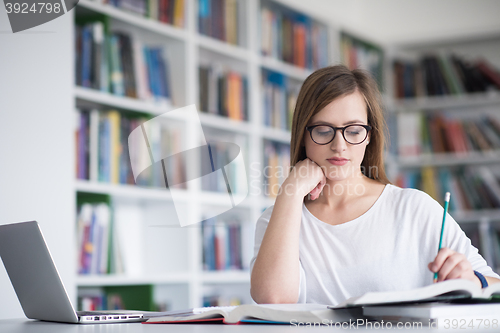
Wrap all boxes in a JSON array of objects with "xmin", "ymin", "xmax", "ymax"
[{"xmin": 0, "ymin": 318, "xmax": 456, "ymax": 332}]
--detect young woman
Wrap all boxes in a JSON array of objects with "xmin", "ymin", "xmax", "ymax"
[{"xmin": 250, "ymin": 65, "xmax": 500, "ymax": 305}]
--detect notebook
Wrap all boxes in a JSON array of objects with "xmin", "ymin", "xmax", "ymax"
[{"xmin": 0, "ymin": 221, "xmax": 148, "ymax": 324}]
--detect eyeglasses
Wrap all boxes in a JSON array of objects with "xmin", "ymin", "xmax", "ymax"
[{"xmin": 305, "ymin": 124, "xmax": 372, "ymax": 145}]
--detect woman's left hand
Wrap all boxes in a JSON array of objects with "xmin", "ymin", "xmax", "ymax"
[{"xmin": 428, "ymin": 247, "xmax": 481, "ymax": 287}]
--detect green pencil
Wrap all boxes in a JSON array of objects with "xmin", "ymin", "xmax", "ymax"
[{"xmin": 434, "ymin": 192, "xmax": 451, "ymax": 283}]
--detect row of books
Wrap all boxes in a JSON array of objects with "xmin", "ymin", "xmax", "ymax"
[
  {"xmin": 260, "ymin": 3, "xmax": 329, "ymax": 70},
  {"xmin": 201, "ymin": 218, "xmax": 244, "ymax": 271},
  {"xmin": 486, "ymin": 225, "xmax": 500, "ymax": 274},
  {"xmin": 340, "ymin": 33, "xmax": 384, "ymax": 88},
  {"xmin": 76, "ymin": 197, "xmax": 150, "ymax": 277},
  {"xmin": 393, "ymin": 54, "xmax": 500, "ymax": 98},
  {"xmin": 202, "ymin": 295, "xmax": 243, "ymax": 307},
  {"xmin": 78, "ymin": 285, "xmax": 155, "ymax": 311},
  {"xmin": 102, "ymin": 0, "xmax": 185, "ymax": 27},
  {"xmin": 78, "ymin": 293, "xmax": 125, "ymax": 311},
  {"xmin": 200, "ymin": 139, "xmax": 247, "ymax": 195},
  {"xmin": 75, "ymin": 21, "xmax": 173, "ymax": 104},
  {"xmin": 460, "ymin": 222, "xmax": 500, "ymax": 275},
  {"xmin": 75, "ymin": 109, "xmax": 186, "ymax": 188},
  {"xmin": 76, "ymin": 202, "xmax": 115, "ymax": 275},
  {"xmin": 262, "ymin": 69, "xmax": 300, "ymax": 131},
  {"xmin": 396, "ymin": 113, "xmax": 500, "ymax": 157},
  {"xmin": 395, "ymin": 166, "xmax": 500, "ymax": 212},
  {"xmin": 198, "ymin": 0, "xmax": 242, "ymax": 45},
  {"xmin": 263, "ymin": 141, "xmax": 290, "ymax": 198},
  {"xmin": 198, "ymin": 65, "xmax": 248, "ymax": 121}
]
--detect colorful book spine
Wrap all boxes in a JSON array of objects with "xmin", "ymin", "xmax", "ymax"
[
  {"xmin": 78, "ymin": 285, "xmax": 156, "ymax": 311},
  {"xmin": 261, "ymin": 69, "xmax": 300, "ymax": 131},
  {"xmin": 393, "ymin": 54, "xmax": 500, "ymax": 98},
  {"xmin": 76, "ymin": 109, "xmax": 185, "ymax": 187},
  {"xmin": 200, "ymin": 139, "xmax": 246, "ymax": 194},
  {"xmin": 198, "ymin": 65, "xmax": 248, "ymax": 121},
  {"xmin": 395, "ymin": 166, "xmax": 500, "ymax": 212},
  {"xmin": 201, "ymin": 217, "xmax": 244, "ymax": 271},
  {"xmin": 263, "ymin": 141, "xmax": 290, "ymax": 198},
  {"xmin": 100, "ymin": 0, "xmax": 185, "ymax": 27},
  {"xmin": 340, "ymin": 32, "xmax": 384, "ymax": 88},
  {"xmin": 76, "ymin": 202, "xmax": 111, "ymax": 275},
  {"xmin": 197, "ymin": 0, "xmax": 239, "ymax": 45},
  {"xmin": 75, "ymin": 26, "xmax": 173, "ymax": 105},
  {"xmin": 202, "ymin": 294, "xmax": 242, "ymax": 307},
  {"xmin": 75, "ymin": 109, "xmax": 90, "ymax": 180},
  {"xmin": 396, "ymin": 114, "xmax": 500, "ymax": 157},
  {"xmin": 260, "ymin": 3, "xmax": 328, "ymax": 70}
]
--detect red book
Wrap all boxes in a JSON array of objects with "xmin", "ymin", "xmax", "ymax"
[
  {"xmin": 476, "ymin": 59, "xmax": 500, "ymax": 89},
  {"xmin": 159, "ymin": 0, "xmax": 167, "ymax": 23},
  {"xmin": 294, "ymin": 24, "xmax": 306, "ymax": 68}
]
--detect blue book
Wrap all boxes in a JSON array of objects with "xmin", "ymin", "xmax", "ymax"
[
  {"xmin": 81, "ymin": 25, "xmax": 92, "ymax": 88},
  {"xmin": 198, "ymin": 0, "xmax": 211, "ymax": 35},
  {"xmin": 154, "ymin": 49, "xmax": 166, "ymax": 98},
  {"xmin": 148, "ymin": 47, "xmax": 160, "ymax": 98},
  {"xmin": 98, "ymin": 115, "xmax": 111, "ymax": 183},
  {"xmin": 143, "ymin": 47, "xmax": 155, "ymax": 98},
  {"xmin": 109, "ymin": 35, "xmax": 125, "ymax": 96}
]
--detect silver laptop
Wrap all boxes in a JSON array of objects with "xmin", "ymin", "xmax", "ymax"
[{"xmin": 0, "ymin": 221, "xmax": 146, "ymax": 324}]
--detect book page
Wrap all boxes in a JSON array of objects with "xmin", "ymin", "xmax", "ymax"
[
  {"xmin": 332, "ymin": 279, "xmax": 481, "ymax": 308},
  {"xmin": 484, "ymin": 282, "xmax": 500, "ymax": 298}
]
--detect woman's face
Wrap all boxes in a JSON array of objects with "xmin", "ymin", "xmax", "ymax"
[{"xmin": 304, "ymin": 90, "xmax": 370, "ymax": 182}]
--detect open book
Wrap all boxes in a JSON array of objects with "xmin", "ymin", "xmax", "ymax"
[
  {"xmin": 330, "ymin": 279, "xmax": 500, "ymax": 309},
  {"xmin": 363, "ymin": 303, "xmax": 500, "ymax": 320},
  {"xmin": 144, "ymin": 303, "xmax": 364, "ymax": 325}
]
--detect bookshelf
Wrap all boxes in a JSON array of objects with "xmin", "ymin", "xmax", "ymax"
[
  {"xmin": 382, "ymin": 36, "xmax": 500, "ymax": 273},
  {"xmin": 71, "ymin": 0, "xmax": 335, "ymax": 310},
  {"xmin": 3, "ymin": 0, "xmax": 499, "ymax": 318}
]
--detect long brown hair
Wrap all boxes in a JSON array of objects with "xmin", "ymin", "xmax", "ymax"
[{"xmin": 290, "ymin": 65, "xmax": 390, "ymax": 184}]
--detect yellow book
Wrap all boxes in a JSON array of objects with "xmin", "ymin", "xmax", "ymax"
[
  {"xmin": 225, "ymin": 0, "xmax": 237, "ymax": 44},
  {"xmin": 227, "ymin": 72, "xmax": 240, "ymax": 120},
  {"xmin": 173, "ymin": 0, "xmax": 184, "ymax": 28},
  {"xmin": 233, "ymin": 74, "xmax": 243, "ymax": 120},
  {"xmin": 108, "ymin": 110, "xmax": 121, "ymax": 184},
  {"xmin": 421, "ymin": 166, "xmax": 439, "ymax": 202}
]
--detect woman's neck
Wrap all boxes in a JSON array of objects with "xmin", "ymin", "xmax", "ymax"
[{"xmin": 310, "ymin": 171, "xmax": 376, "ymax": 208}]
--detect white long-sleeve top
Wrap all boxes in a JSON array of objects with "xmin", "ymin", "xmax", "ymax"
[{"xmin": 250, "ymin": 184, "xmax": 500, "ymax": 305}]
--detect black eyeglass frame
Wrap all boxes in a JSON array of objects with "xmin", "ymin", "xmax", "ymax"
[{"xmin": 305, "ymin": 124, "xmax": 372, "ymax": 145}]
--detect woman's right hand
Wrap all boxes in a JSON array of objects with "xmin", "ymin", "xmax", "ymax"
[{"xmin": 282, "ymin": 158, "xmax": 326, "ymax": 200}]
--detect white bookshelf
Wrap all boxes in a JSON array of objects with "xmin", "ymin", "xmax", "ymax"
[
  {"xmin": 387, "ymin": 91, "xmax": 500, "ymax": 112},
  {"xmin": 396, "ymin": 151, "xmax": 500, "ymax": 168},
  {"xmin": 384, "ymin": 36, "xmax": 500, "ymax": 270},
  {"xmin": 78, "ymin": 0, "xmax": 187, "ymax": 40},
  {"xmin": 1, "ymin": 0, "xmax": 499, "ymax": 319},
  {"xmin": 70, "ymin": 0, "xmax": 500, "ymax": 310},
  {"xmin": 72, "ymin": 0, "xmax": 336, "ymax": 310}
]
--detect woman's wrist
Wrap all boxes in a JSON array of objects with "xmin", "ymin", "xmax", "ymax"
[{"xmin": 279, "ymin": 178, "xmax": 310, "ymax": 200}]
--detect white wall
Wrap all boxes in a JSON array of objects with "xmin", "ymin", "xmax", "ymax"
[
  {"xmin": 282, "ymin": 0, "xmax": 500, "ymax": 46},
  {"xmin": 0, "ymin": 8, "xmax": 74, "ymax": 320}
]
